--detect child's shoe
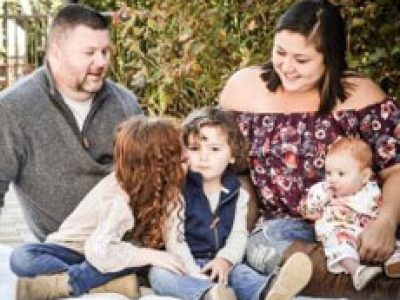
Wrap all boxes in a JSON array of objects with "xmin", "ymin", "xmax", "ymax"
[
  {"xmin": 352, "ymin": 265, "xmax": 382, "ymax": 291},
  {"xmin": 90, "ymin": 274, "xmax": 140, "ymax": 299},
  {"xmin": 384, "ymin": 251, "xmax": 400, "ymax": 278},
  {"xmin": 204, "ymin": 283, "xmax": 237, "ymax": 300},
  {"xmin": 16, "ymin": 272, "xmax": 71, "ymax": 300},
  {"xmin": 265, "ymin": 252, "xmax": 312, "ymax": 300}
]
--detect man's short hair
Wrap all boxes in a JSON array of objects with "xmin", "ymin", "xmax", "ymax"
[{"xmin": 49, "ymin": 4, "xmax": 109, "ymax": 43}]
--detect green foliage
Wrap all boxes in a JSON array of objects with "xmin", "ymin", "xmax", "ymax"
[
  {"xmin": 344, "ymin": 0, "xmax": 400, "ymax": 98},
  {"xmin": 80, "ymin": 0, "xmax": 399, "ymax": 116}
]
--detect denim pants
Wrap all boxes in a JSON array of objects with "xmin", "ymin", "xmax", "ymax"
[
  {"xmin": 246, "ymin": 218, "xmax": 315, "ymax": 274},
  {"xmin": 149, "ymin": 258, "xmax": 271, "ymax": 300},
  {"xmin": 10, "ymin": 243, "xmax": 138, "ymax": 297}
]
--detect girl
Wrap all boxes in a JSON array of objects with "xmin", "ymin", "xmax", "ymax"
[
  {"xmin": 300, "ymin": 137, "xmax": 400, "ymax": 291},
  {"xmin": 10, "ymin": 115, "xmax": 187, "ymax": 300},
  {"xmin": 149, "ymin": 107, "xmax": 313, "ymax": 300}
]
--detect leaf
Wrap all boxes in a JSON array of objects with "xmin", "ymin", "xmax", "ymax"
[{"xmin": 351, "ymin": 18, "xmax": 365, "ymax": 27}]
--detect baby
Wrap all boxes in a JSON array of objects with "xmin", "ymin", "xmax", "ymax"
[{"xmin": 300, "ymin": 137, "xmax": 400, "ymax": 290}]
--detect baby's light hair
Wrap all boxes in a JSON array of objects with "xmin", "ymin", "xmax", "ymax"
[{"xmin": 327, "ymin": 137, "xmax": 372, "ymax": 169}]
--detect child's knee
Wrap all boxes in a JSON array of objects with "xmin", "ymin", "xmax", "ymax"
[
  {"xmin": 10, "ymin": 245, "xmax": 36, "ymax": 276},
  {"xmin": 148, "ymin": 266, "xmax": 174, "ymax": 287},
  {"xmin": 245, "ymin": 230, "xmax": 284, "ymax": 274}
]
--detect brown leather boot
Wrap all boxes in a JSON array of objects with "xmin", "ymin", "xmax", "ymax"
[
  {"xmin": 90, "ymin": 274, "xmax": 140, "ymax": 299},
  {"xmin": 16, "ymin": 273, "xmax": 71, "ymax": 300}
]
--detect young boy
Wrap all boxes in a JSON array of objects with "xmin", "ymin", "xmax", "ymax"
[{"xmin": 150, "ymin": 107, "xmax": 313, "ymax": 300}]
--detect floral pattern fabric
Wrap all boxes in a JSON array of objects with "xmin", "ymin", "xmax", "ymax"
[{"xmin": 234, "ymin": 98, "xmax": 400, "ymax": 222}]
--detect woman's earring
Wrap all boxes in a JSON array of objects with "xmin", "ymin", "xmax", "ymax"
[{"xmin": 229, "ymin": 158, "xmax": 235, "ymax": 164}]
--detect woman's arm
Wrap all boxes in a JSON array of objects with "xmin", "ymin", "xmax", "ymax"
[
  {"xmin": 358, "ymin": 165, "xmax": 400, "ymax": 262},
  {"xmin": 345, "ymin": 76, "xmax": 398, "ymax": 262}
]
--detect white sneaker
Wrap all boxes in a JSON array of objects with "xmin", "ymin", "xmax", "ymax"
[
  {"xmin": 352, "ymin": 265, "xmax": 382, "ymax": 291},
  {"xmin": 265, "ymin": 252, "xmax": 313, "ymax": 300},
  {"xmin": 384, "ymin": 251, "xmax": 400, "ymax": 278}
]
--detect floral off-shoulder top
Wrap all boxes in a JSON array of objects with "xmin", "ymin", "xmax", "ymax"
[{"xmin": 234, "ymin": 98, "xmax": 400, "ymax": 222}]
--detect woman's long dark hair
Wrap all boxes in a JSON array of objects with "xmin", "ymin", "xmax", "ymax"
[
  {"xmin": 261, "ymin": 0, "xmax": 349, "ymax": 115},
  {"xmin": 114, "ymin": 116, "xmax": 185, "ymax": 248}
]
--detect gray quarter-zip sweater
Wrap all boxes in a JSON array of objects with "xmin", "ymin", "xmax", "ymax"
[{"xmin": 0, "ymin": 66, "xmax": 142, "ymax": 241}]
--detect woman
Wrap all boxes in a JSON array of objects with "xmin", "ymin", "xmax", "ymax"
[{"xmin": 220, "ymin": 0, "xmax": 400, "ymax": 297}]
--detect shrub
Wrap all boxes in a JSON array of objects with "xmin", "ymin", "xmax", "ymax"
[{"xmin": 83, "ymin": 0, "xmax": 400, "ymax": 116}]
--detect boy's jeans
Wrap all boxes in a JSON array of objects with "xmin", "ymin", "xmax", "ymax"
[
  {"xmin": 149, "ymin": 258, "xmax": 271, "ymax": 300},
  {"xmin": 246, "ymin": 218, "xmax": 316, "ymax": 274},
  {"xmin": 10, "ymin": 242, "xmax": 137, "ymax": 296}
]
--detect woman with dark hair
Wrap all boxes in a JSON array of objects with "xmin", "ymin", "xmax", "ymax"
[
  {"xmin": 220, "ymin": 0, "xmax": 400, "ymax": 297},
  {"xmin": 10, "ymin": 116, "xmax": 187, "ymax": 299}
]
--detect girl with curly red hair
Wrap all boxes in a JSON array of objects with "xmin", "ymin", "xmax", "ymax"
[{"xmin": 11, "ymin": 115, "xmax": 187, "ymax": 300}]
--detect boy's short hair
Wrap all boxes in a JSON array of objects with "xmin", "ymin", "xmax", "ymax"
[
  {"xmin": 182, "ymin": 106, "xmax": 249, "ymax": 173},
  {"xmin": 49, "ymin": 4, "xmax": 109, "ymax": 45}
]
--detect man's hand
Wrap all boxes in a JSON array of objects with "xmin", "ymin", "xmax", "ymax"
[
  {"xmin": 201, "ymin": 257, "xmax": 232, "ymax": 285},
  {"xmin": 357, "ymin": 216, "xmax": 396, "ymax": 262}
]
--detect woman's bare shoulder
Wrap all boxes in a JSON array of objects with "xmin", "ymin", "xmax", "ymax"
[
  {"xmin": 219, "ymin": 66, "xmax": 269, "ymax": 111},
  {"xmin": 340, "ymin": 76, "xmax": 387, "ymax": 110}
]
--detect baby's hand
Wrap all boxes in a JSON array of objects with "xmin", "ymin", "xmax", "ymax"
[
  {"xmin": 299, "ymin": 197, "xmax": 322, "ymax": 221},
  {"xmin": 201, "ymin": 257, "xmax": 232, "ymax": 285}
]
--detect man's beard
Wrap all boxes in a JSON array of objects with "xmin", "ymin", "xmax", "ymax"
[{"xmin": 76, "ymin": 73, "xmax": 104, "ymax": 94}]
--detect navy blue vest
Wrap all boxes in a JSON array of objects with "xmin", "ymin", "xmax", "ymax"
[{"xmin": 182, "ymin": 170, "xmax": 240, "ymax": 259}]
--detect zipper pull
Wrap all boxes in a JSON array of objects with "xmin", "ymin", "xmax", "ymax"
[
  {"xmin": 82, "ymin": 136, "xmax": 90, "ymax": 149},
  {"xmin": 210, "ymin": 216, "xmax": 220, "ymax": 229}
]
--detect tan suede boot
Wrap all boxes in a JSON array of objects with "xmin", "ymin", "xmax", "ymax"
[
  {"xmin": 16, "ymin": 273, "xmax": 71, "ymax": 300},
  {"xmin": 203, "ymin": 284, "xmax": 237, "ymax": 300},
  {"xmin": 265, "ymin": 252, "xmax": 312, "ymax": 300},
  {"xmin": 89, "ymin": 274, "xmax": 140, "ymax": 299}
]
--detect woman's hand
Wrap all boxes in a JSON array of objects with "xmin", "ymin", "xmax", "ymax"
[
  {"xmin": 148, "ymin": 249, "xmax": 188, "ymax": 275},
  {"xmin": 201, "ymin": 257, "xmax": 232, "ymax": 285},
  {"xmin": 357, "ymin": 215, "xmax": 396, "ymax": 262}
]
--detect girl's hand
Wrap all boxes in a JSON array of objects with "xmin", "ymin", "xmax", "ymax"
[
  {"xmin": 201, "ymin": 257, "xmax": 232, "ymax": 285},
  {"xmin": 149, "ymin": 249, "xmax": 188, "ymax": 275}
]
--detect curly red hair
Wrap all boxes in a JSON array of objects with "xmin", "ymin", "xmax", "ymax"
[{"xmin": 113, "ymin": 116, "xmax": 185, "ymax": 248}]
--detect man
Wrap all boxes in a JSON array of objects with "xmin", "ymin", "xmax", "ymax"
[{"xmin": 0, "ymin": 4, "xmax": 142, "ymax": 241}]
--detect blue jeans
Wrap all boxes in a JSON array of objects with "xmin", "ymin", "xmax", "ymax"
[
  {"xmin": 10, "ymin": 243, "xmax": 138, "ymax": 297},
  {"xmin": 246, "ymin": 218, "xmax": 315, "ymax": 274},
  {"xmin": 149, "ymin": 258, "xmax": 271, "ymax": 300}
]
